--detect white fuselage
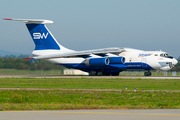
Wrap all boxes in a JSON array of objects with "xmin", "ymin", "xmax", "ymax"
[{"xmin": 34, "ymin": 48, "xmax": 177, "ymax": 72}]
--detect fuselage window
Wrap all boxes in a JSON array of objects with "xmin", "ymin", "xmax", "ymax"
[{"xmin": 160, "ymin": 54, "xmax": 164, "ymax": 57}]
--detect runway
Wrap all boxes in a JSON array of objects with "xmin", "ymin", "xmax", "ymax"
[
  {"xmin": 1, "ymin": 109, "xmax": 180, "ymax": 120},
  {"xmin": 0, "ymin": 75, "xmax": 180, "ymax": 79}
]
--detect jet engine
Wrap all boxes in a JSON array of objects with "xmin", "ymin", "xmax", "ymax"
[
  {"xmin": 85, "ymin": 58, "xmax": 109, "ymax": 66},
  {"xmin": 108, "ymin": 57, "xmax": 125, "ymax": 64}
]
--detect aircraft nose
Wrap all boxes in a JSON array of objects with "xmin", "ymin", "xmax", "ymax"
[{"xmin": 172, "ymin": 58, "xmax": 178, "ymax": 65}]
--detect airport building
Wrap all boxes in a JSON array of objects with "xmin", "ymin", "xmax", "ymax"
[{"xmin": 63, "ymin": 69, "xmax": 89, "ymax": 75}]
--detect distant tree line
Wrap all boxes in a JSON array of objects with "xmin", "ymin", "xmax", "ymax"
[{"xmin": 0, "ymin": 57, "xmax": 65, "ymax": 70}]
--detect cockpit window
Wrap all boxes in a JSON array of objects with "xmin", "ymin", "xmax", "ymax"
[{"xmin": 160, "ymin": 53, "xmax": 173, "ymax": 59}]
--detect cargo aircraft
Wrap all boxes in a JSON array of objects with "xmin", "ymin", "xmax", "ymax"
[{"xmin": 4, "ymin": 18, "xmax": 178, "ymax": 76}]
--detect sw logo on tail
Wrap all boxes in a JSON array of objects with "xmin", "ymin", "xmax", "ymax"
[
  {"xmin": 33, "ymin": 33, "xmax": 48, "ymax": 39},
  {"xmin": 4, "ymin": 18, "xmax": 178, "ymax": 76}
]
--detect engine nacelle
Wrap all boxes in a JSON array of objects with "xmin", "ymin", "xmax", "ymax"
[
  {"xmin": 108, "ymin": 57, "xmax": 125, "ymax": 64},
  {"xmin": 85, "ymin": 58, "xmax": 109, "ymax": 66}
]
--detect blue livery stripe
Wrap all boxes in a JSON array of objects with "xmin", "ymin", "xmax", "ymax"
[{"xmin": 58, "ymin": 62, "xmax": 154, "ymax": 72}]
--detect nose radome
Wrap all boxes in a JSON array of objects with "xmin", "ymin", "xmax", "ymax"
[{"xmin": 172, "ymin": 58, "xmax": 178, "ymax": 65}]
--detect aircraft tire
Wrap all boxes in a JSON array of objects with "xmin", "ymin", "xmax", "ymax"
[
  {"xmin": 89, "ymin": 71, "xmax": 97, "ymax": 76},
  {"xmin": 148, "ymin": 71, "xmax": 152, "ymax": 76},
  {"xmin": 98, "ymin": 72, "xmax": 103, "ymax": 76},
  {"xmin": 144, "ymin": 71, "xmax": 151, "ymax": 76},
  {"xmin": 102, "ymin": 72, "xmax": 111, "ymax": 76},
  {"xmin": 111, "ymin": 72, "xmax": 120, "ymax": 76}
]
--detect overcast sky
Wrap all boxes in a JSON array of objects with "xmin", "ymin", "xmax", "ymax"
[{"xmin": 1, "ymin": 0, "xmax": 180, "ymax": 57}]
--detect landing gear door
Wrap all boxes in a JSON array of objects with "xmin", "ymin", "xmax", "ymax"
[{"xmin": 141, "ymin": 58, "xmax": 147, "ymax": 67}]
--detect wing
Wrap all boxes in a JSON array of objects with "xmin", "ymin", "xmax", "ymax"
[{"xmin": 24, "ymin": 47, "xmax": 125, "ymax": 59}]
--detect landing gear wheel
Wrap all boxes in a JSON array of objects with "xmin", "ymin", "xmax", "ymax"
[
  {"xmin": 98, "ymin": 72, "xmax": 103, "ymax": 76},
  {"xmin": 89, "ymin": 71, "xmax": 97, "ymax": 76},
  {"xmin": 102, "ymin": 72, "xmax": 111, "ymax": 76},
  {"xmin": 101, "ymin": 72, "xmax": 119, "ymax": 76},
  {"xmin": 148, "ymin": 71, "xmax": 151, "ymax": 76},
  {"xmin": 111, "ymin": 72, "xmax": 119, "ymax": 76},
  {"xmin": 144, "ymin": 71, "xmax": 151, "ymax": 76}
]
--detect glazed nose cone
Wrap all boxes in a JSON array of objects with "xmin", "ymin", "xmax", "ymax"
[{"xmin": 172, "ymin": 58, "xmax": 178, "ymax": 66}]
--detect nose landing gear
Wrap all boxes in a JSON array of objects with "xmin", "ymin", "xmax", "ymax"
[{"xmin": 144, "ymin": 71, "xmax": 151, "ymax": 76}]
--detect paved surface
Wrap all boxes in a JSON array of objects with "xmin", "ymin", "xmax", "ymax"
[
  {"xmin": 0, "ymin": 75, "xmax": 180, "ymax": 79},
  {"xmin": 1, "ymin": 109, "xmax": 180, "ymax": 120}
]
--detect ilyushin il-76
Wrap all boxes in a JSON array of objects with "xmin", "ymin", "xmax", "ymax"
[{"xmin": 4, "ymin": 18, "xmax": 178, "ymax": 76}]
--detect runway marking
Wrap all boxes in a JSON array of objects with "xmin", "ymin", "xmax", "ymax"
[{"xmin": 2, "ymin": 111, "xmax": 180, "ymax": 117}]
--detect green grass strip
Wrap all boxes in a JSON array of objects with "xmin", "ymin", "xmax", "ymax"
[
  {"xmin": 0, "ymin": 78, "xmax": 180, "ymax": 90},
  {"xmin": 0, "ymin": 90, "xmax": 180, "ymax": 110}
]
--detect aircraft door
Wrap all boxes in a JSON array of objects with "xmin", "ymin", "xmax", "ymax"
[{"xmin": 141, "ymin": 58, "xmax": 147, "ymax": 67}]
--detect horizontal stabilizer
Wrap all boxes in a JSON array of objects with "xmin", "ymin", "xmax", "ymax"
[
  {"xmin": 23, "ymin": 57, "xmax": 34, "ymax": 59},
  {"xmin": 23, "ymin": 57, "xmax": 37, "ymax": 62},
  {"xmin": 3, "ymin": 18, "xmax": 53, "ymax": 24}
]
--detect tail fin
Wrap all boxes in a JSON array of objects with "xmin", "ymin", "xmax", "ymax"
[
  {"xmin": 4, "ymin": 18, "xmax": 70, "ymax": 52},
  {"xmin": 26, "ymin": 23, "xmax": 60, "ymax": 50}
]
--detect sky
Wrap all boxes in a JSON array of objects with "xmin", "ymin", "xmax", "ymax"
[{"xmin": 1, "ymin": 0, "xmax": 180, "ymax": 57}]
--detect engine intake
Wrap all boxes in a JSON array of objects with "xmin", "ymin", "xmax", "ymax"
[
  {"xmin": 108, "ymin": 57, "xmax": 125, "ymax": 64},
  {"xmin": 85, "ymin": 58, "xmax": 109, "ymax": 66}
]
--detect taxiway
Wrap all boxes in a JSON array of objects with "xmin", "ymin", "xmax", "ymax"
[{"xmin": 1, "ymin": 109, "xmax": 180, "ymax": 120}]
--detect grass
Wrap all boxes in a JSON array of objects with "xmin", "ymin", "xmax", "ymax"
[
  {"xmin": 0, "ymin": 78, "xmax": 180, "ymax": 90},
  {"xmin": 0, "ymin": 90, "xmax": 180, "ymax": 110},
  {"xmin": 0, "ymin": 77, "xmax": 180, "ymax": 110}
]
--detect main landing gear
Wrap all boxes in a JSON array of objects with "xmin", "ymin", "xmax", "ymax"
[
  {"xmin": 89, "ymin": 71, "xmax": 98, "ymax": 76},
  {"xmin": 144, "ymin": 71, "xmax": 151, "ymax": 76},
  {"xmin": 89, "ymin": 71, "xmax": 119, "ymax": 76}
]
